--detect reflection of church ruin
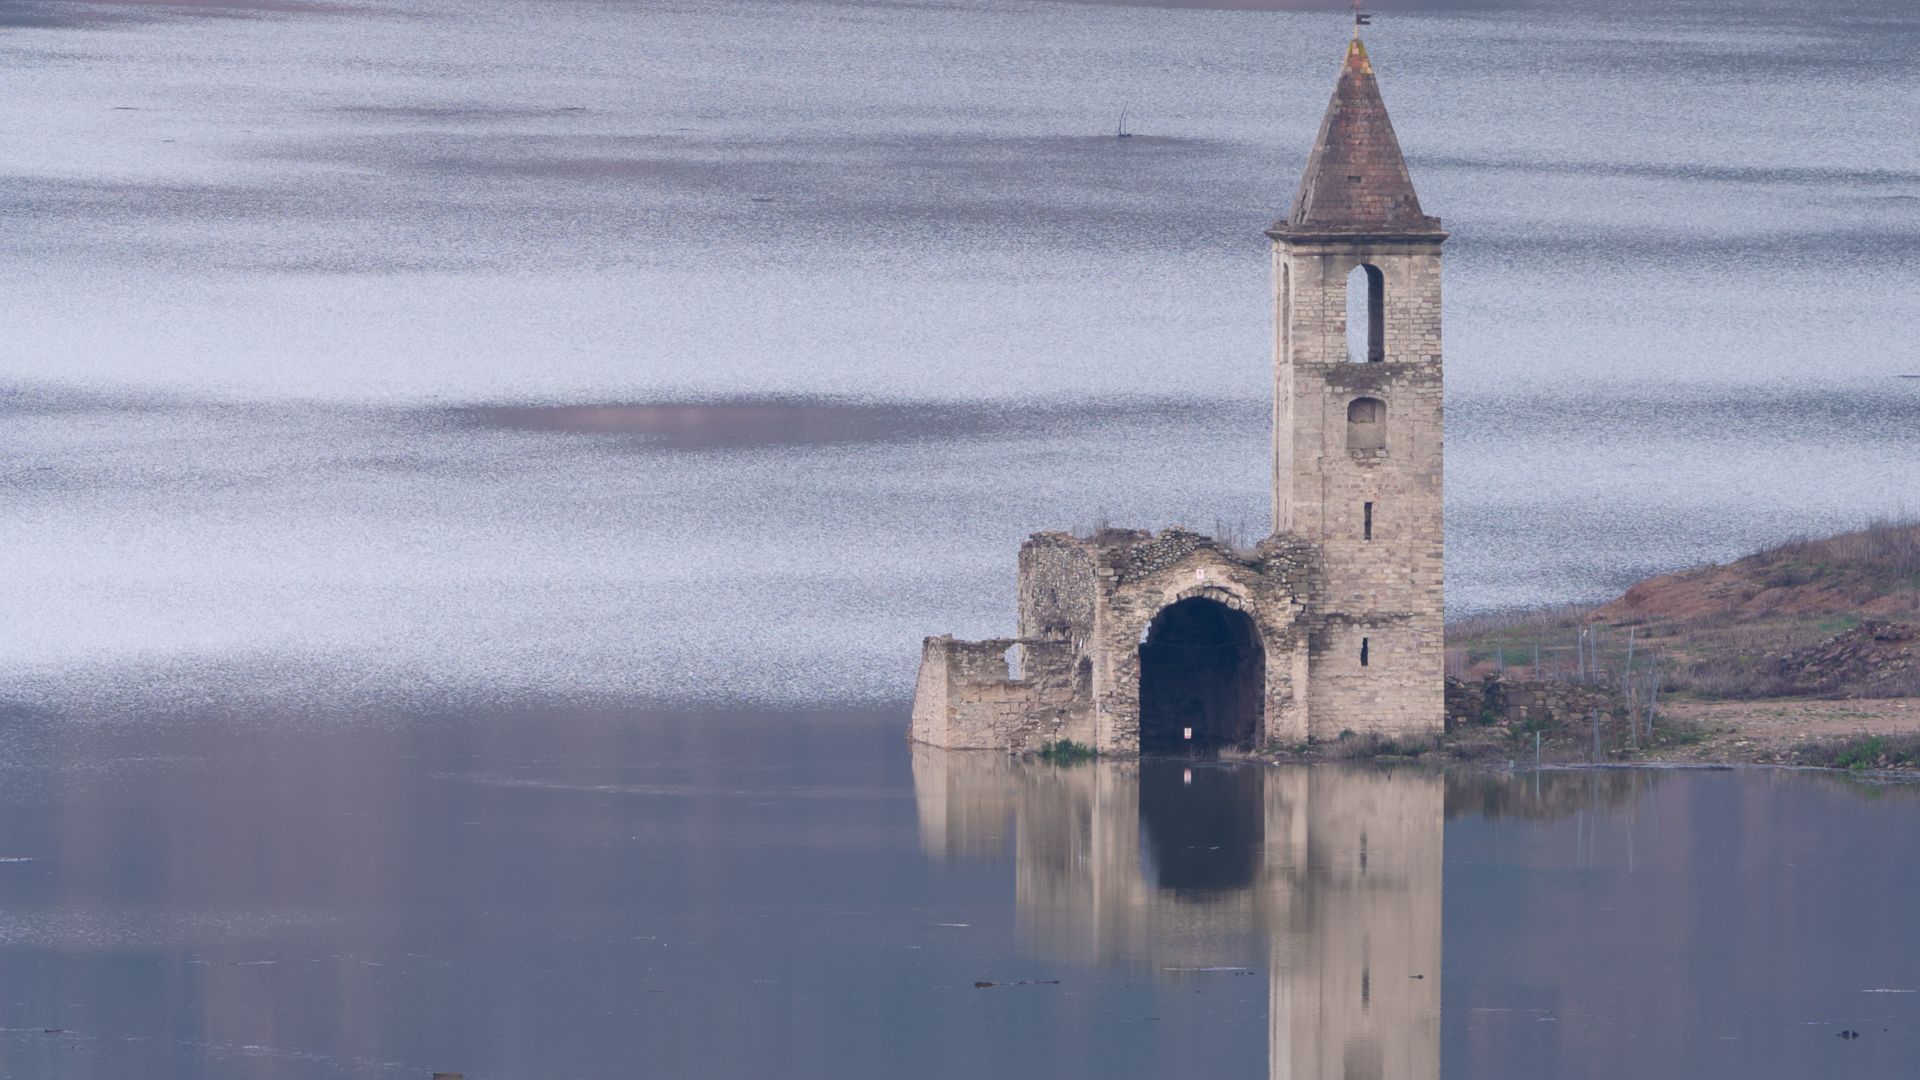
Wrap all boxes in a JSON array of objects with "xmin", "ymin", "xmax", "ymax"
[
  {"xmin": 913, "ymin": 750, "xmax": 1442, "ymax": 1079},
  {"xmin": 911, "ymin": 36, "xmax": 1446, "ymax": 753}
]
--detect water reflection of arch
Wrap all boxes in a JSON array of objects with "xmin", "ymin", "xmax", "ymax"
[{"xmin": 910, "ymin": 748, "xmax": 1441, "ymax": 1079}]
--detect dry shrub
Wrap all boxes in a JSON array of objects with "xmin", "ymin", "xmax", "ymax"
[
  {"xmin": 1768, "ymin": 518, "xmax": 1920, "ymax": 575},
  {"xmin": 1446, "ymin": 604, "xmax": 1594, "ymax": 639}
]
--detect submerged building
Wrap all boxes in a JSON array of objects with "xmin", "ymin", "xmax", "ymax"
[{"xmin": 911, "ymin": 34, "xmax": 1447, "ymax": 754}]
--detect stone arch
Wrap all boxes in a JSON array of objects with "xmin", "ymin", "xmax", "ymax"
[
  {"xmin": 1136, "ymin": 594, "xmax": 1266, "ymax": 755},
  {"xmin": 1346, "ymin": 262, "xmax": 1385, "ymax": 363},
  {"xmin": 1347, "ymin": 396, "xmax": 1386, "ymax": 452}
]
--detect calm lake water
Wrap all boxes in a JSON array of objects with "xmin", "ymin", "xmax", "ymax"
[{"xmin": 1, "ymin": 709, "xmax": 1917, "ymax": 1079}]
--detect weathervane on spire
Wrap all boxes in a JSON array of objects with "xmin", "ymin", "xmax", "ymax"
[{"xmin": 1352, "ymin": 0, "xmax": 1372, "ymax": 36}]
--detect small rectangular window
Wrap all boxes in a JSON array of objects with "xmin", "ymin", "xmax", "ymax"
[
  {"xmin": 1360, "ymin": 637, "xmax": 1370, "ymax": 667},
  {"xmin": 1363, "ymin": 502, "xmax": 1374, "ymax": 541}
]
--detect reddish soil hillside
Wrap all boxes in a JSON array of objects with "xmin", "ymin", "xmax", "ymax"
[
  {"xmin": 1598, "ymin": 522, "xmax": 1920, "ymax": 623},
  {"xmin": 1450, "ymin": 521, "xmax": 1920, "ymax": 701}
]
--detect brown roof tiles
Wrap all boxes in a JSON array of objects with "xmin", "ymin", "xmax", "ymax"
[{"xmin": 1281, "ymin": 38, "xmax": 1442, "ymax": 237}]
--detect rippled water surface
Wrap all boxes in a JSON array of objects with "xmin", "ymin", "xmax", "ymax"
[
  {"xmin": 2, "ymin": 712, "xmax": 1917, "ymax": 1078},
  {"xmin": 5, "ymin": 0, "xmax": 1920, "ymax": 708}
]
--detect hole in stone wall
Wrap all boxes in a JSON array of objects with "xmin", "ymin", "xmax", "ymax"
[
  {"xmin": 1348, "ymin": 397, "xmax": 1386, "ymax": 452},
  {"xmin": 1346, "ymin": 263, "xmax": 1385, "ymax": 363},
  {"xmin": 1364, "ymin": 501, "xmax": 1374, "ymax": 540},
  {"xmin": 1360, "ymin": 637, "xmax": 1370, "ymax": 667},
  {"xmin": 1004, "ymin": 643, "xmax": 1024, "ymax": 681}
]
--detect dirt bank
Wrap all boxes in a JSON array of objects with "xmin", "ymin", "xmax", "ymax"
[{"xmin": 1438, "ymin": 521, "xmax": 1920, "ymax": 771}]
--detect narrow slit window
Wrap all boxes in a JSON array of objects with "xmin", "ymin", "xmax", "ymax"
[
  {"xmin": 1360, "ymin": 637, "xmax": 1370, "ymax": 667},
  {"xmin": 1363, "ymin": 501, "xmax": 1374, "ymax": 540}
]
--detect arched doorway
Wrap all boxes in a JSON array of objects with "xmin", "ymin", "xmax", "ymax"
[{"xmin": 1137, "ymin": 596, "xmax": 1265, "ymax": 755}]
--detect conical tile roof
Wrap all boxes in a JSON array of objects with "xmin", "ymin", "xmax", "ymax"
[{"xmin": 1281, "ymin": 38, "xmax": 1442, "ymax": 236}]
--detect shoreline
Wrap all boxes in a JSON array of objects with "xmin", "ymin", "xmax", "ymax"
[{"xmin": 1237, "ymin": 695, "xmax": 1920, "ymax": 776}]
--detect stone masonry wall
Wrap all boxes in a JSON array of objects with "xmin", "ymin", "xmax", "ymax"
[
  {"xmin": 913, "ymin": 530, "xmax": 1315, "ymax": 755},
  {"xmin": 1444, "ymin": 676, "xmax": 1627, "ymax": 732},
  {"xmin": 1083, "ymin": 529, "xmax": 1315, "ymax": 752},
  {"xmin": 1018, "ymin": 533, "xmax": 1100, "ymax": 643},
  {"xmin": 1275, "ymin": 237, "xmax": 1446, "ymax": 740},
  {"xmin": 909, "ymin": 635, "xmax": 1091, "ymax": 751}
]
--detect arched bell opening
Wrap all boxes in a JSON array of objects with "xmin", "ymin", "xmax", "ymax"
[
  {"xmin": 1346, "ymin": 262, "xmax": 1385, "ymax": 363},
  {"xmin": 1137, "ymin": 596, "xmax": 1265, "ymax": 755}
]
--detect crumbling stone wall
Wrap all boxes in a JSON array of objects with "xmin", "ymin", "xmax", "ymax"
[
  {"xmin": 1018, "ymin": 534, "xmax": 1099, "ymax": 642},
  {"xmin": 1444, "ymin": 676, "xmax": 1626, "ymax": 732},
  {"xmin": 1088, "ymin": 529, "xmax": 1314, "ymax": 751},
  {"xmin": 912, "ymin": 528, "xmax": 1316, "ymax": 755},
  {"xmin": 909, "ymin": 636, "xmax": 1091, "ymax": 751}
]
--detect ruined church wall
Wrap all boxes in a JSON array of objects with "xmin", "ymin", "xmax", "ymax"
[
  {"xmin": 908, "ymin": 636, "xmax": 1093, "ymax": 751},
  {"xmin": 1018, "ymin": 533, "xmax": 1100, "ymax": 642},
  {"xmin": 909, "ymin": 638, "xmax": 954, "ymax": 747},
  {"xmin": 1086, "ymin": 531, "xmax": 1315, "ymax": 753}
]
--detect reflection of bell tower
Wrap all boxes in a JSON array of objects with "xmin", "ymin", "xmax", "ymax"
[
  {"xmin": 1272, "ymin": 32, "xmax": 1447, "ymax": 739},
  {"xmin": 1267, "ymin": 768, "xmax": 1442, "ymax": 1080},
  {"xmin": 910, "ymin": 749, "xmax": 1441, "ymax": 1080}
]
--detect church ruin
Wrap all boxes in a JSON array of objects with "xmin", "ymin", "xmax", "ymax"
[{"xmin": 911, "ymin": 35, "xmax": 1446, "ymax": 754}]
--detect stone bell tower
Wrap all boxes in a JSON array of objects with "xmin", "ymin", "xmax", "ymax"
[{"xmin": 1271, "ymin": 35, "xmax": 1446, "ymax": 738}]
